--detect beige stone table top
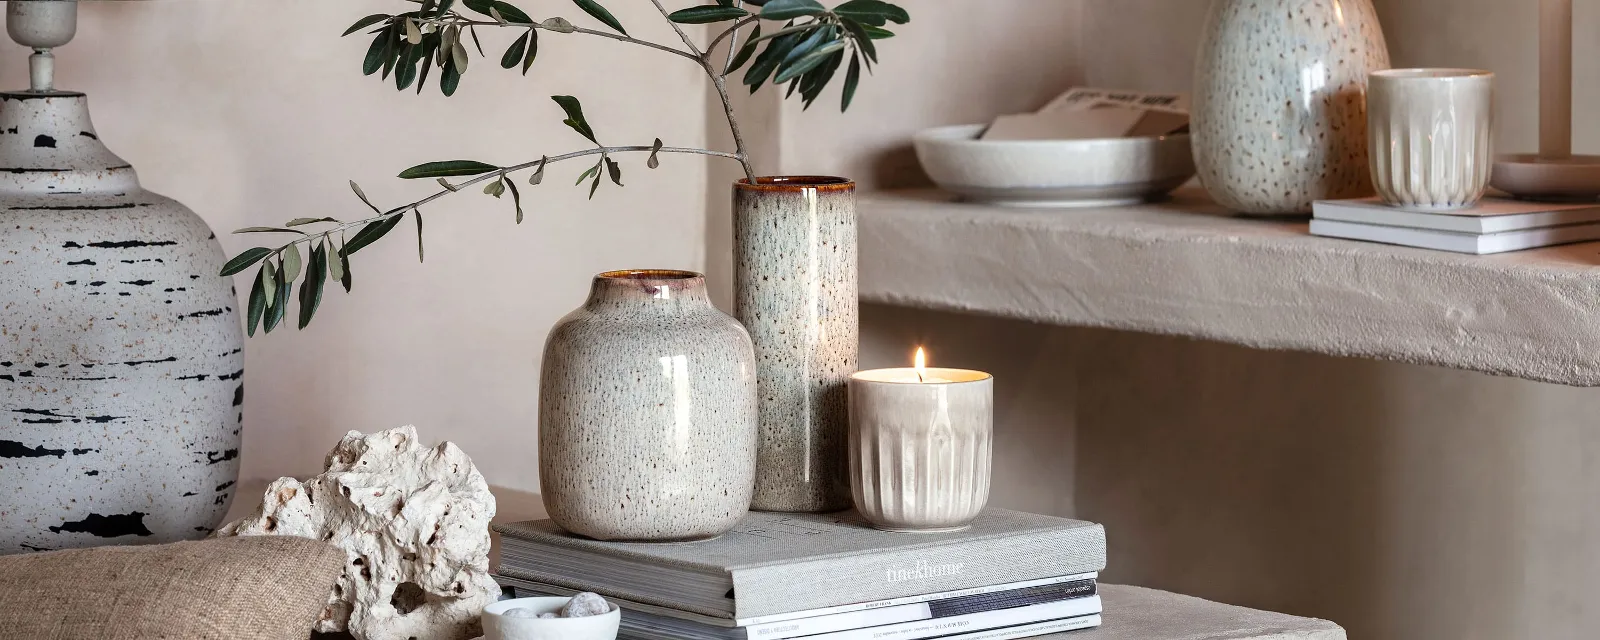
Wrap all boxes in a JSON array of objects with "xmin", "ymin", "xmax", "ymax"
[
  {"xmin": 227, "ymin": 484, "xmax": 1342, "ymax": 639},
  {"xmin": 860, "ymin": 188, "xmax": 1600, "ymax": 386}
]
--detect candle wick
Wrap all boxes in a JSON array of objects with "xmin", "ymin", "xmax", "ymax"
[{"xmin": 917, "ymin": 369, "xmax": 925, "ymax": 383}]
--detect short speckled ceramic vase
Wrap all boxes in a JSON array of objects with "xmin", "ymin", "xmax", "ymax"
[
  {"xmin": 1192, "ymin": 0, "xmax": 1391, "ymax": 215},
  {"xmin": 0, "ymin": 92, "xmax": 244, "ymax": 554},
  {"xmin": 539, "ymin": 270, "xmax": 758, "ymax": 541},
  {"xmin": 733, "ymin": 177, "xmax": 858, "ymax": 514}
]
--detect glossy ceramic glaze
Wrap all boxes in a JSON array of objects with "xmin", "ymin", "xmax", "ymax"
[
  {"xmin": 733, "ymin": 177, "xmax": 858, "ymax": 513},
  {"xmin": 1193, "ymin": 0, "xmax": 1390, "ymax": 215},
  {"xmin": 913, "ymin": 125, "xmax": 1195, "ymax": 207},
  {"xmin": 539, "ymin": 270, "xmax": 757, "ymax": 541},
  {"xmin": 849, "ymin": 368, "xmax": 993, "ymax": 532},
  {"xmin": 0, "ymin": 92, "xmax": 243, "ymax": 554},
  {"xmin": 1369, "ymin": 69, "xmax": 1495, "ymax": 210}
]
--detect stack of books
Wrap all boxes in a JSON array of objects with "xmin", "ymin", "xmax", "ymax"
[
  {"xmin": 1310, "ymin": 197, "xmax": 1600, "ymax": 254},
  {"xmin": 493, "ymin": 509, "xmax": 1107, "ymax": 640}
]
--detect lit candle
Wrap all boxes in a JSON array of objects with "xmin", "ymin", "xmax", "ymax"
[{"xmin": 848, "ymin": 348, "xmax": 993, "ymax": 532}]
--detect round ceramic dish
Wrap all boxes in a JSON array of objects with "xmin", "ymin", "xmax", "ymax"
[
  {"xmin": 912, "ymin": 124, "xmax": 1196, "ymax": 207},
  {"xmin": 483, "ymin": 597, "xmax": 621, "ymax": 640}
]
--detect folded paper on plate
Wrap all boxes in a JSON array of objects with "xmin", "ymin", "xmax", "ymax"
[{"xmin": 980, "ymin": 87, "xmax": 1189, "ymax": 141}]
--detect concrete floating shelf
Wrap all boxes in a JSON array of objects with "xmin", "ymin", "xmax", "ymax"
[
  {"xmin": 859, "ymin": 189, "xmax": 1600, "ymax": 387},
  {"xmin": 1079, "ymin": 585, "xmax": 1344, "ymax": 639}
]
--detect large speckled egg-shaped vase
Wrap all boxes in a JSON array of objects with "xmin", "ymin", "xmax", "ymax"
[
  {"xmin": 1192, "ymin": 0, "xmax": 1390, "ymax": 215},
  {"xmin": 539, "ymin": 270, "xmax": 758, "ymax": 541},
  {"xmin": 734, "ymin": 177, "xmax": 857, "ymax": 513},
  {"xmin": 0, "ymin": 92, "xmax": 243, "ymax": 554}
]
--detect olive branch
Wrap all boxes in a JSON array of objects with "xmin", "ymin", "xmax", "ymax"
[{"xmin": 219, "ymin": 0, "xmax": 908, "ymax": 336}]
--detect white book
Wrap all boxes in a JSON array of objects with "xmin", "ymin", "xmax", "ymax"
[
  {"xmin": 498, "ymin": 574, "xmax": 1099, "ymax": 640},
  {"xmin": 1309, "ymin": 218, "xmax": 1600, "ymax": 254},
  {"xmin": 1312, "ymin": 197, "xmax": 1600, "ymax": 234},
  {"xmin": 803, "ymin": 596, "xmax": 1101, "ymax": 640},
  {"xmin": 930, "ymin": 615, "xmax": 1103, "ymax": 640},
  {"xmin": 738, "ymin": 574, "xmax": 1098, "ymax": 627}
]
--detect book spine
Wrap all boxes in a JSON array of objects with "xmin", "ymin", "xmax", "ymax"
[
  {"xmin": 800, "ymin": 596, "xmax": 1102, "ymax": 640},
  {"xmin": 931, "ymin": 615, "xmax": 1102, "ymax": 640},
  {"xmin": 735, "ymin": 573, "xmax": 1096, "ymax": 627},
  {"xmin": 747, "ymin": 579, "xmax": 1097, "ymax": 640},
  {"xmin": 731, "ymin": 524, "xmax": 1106, "ymax": 619}
]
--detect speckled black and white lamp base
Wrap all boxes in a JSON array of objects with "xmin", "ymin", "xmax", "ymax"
[
  {"xmin": 0, "ymin": 92, "xmax": 243, "ymax": 554},
  {"xmin": 1192, "ymin": 0, "xmax": 1390, "ymax": 215},
  {"xmin": 733, "ymin": 177, "xmax": 858, "ymax": 513}
]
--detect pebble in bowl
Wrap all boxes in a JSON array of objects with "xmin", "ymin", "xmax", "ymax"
[
  {"xmin": 912, "ymin": 123, "xmax": 1196, "ymax": 207},
  {"xmin": 483, "ymin": 594, "xmax": 621, "ymax": 640}
]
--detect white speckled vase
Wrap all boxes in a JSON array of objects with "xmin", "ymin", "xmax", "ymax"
[
  {"xmin": 1192, "ymin": 0, "xmax": 1390, "ymax": 215},
  {"xmin": 0, "ymin": 92, "xmax": 244, "ymax": 554},
  {"xmin": 849, "ymin": 368, "xmax": 992, "ymax": 533},
  {"xmin": 733, "ymin": 177, "xmax": 858, "ymax": 513},
  {"xmin": 539, "ymin": 270, "xmax": 758, "ymax": 541}
]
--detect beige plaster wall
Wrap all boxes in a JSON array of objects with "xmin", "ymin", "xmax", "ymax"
[{"xmin": 0, "ymin": 0, "xmax": 712, "ymax": 491}]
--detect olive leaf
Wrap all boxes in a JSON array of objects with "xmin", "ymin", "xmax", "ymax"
[
  {"xmin": 343, "ymin": 14, "xmax": 391, "ymax": 38},
  {"xmin": 287, "ymin": 217, "xmax": 339, "ymax": 226},
  {"xmin": 572, "ymin": 0, "xmax": 627, "ymax": 34},
  {"xmin": 398, "ymin": 160, "xmax": 499, "ymax": 179},
  {"xmin": 759, "ymin": 0, "xmax": 825, "ymax": 20},
  {"xmin": 483, "ymin": 179, "xmax": 506, "ymax": 197},
  {"xmin": 349, "ymin": 180, "xmax": 380, "ymax": 213},
  {"xmin": 264, "ymin": 260, "xmax": 288, "ymax": 333},
  {"xmin": 342, "ymin": 214, "xmax": 405, "ymax": 257},
  {"xmin": 501, "ymin": 30, "xmax": 530, "ymax": 69},
  {"xmin": 414, "ymin": 210, "xmax": 425, "ymax": 263},
  {"xmin": 528, "ymin": 155, "xmax": 548, "ymax": 185},
  {"xmin": 842, "ymin": 52, "xmax": 861, "ymax": 110},
  {"xmin": 832, "ymin": 0, "xmax": 909, "ymax": 25},
  {"xmin": 298, "ymin": 241, "xmax": 328, "ymax": 330},
  {"xmin": 521, "ymin": 28, "xmax": 539, "ymax": 74},
  {"xmin": 281, "ymin": 244, "xmax": 303, "ymax": 283},
  {"xmin": 540, "ymin": 17, "xmax": 577, "ymax": 33},
  {"xmin": 724, "ymin": 24, "xmax": 761, "ymax": 74},
  {"xmin": 647, "ymin": 138, "xmax": 663, "ymax": 169},
  {"xmin": 262, "ymin": 260, "xmax": 278, "ymax": 300},
  {"xmin": 669, "ymin": 5, "xmax": 750, "ymax": 23},
  {"xmin": 233, "ymin": 226, "xmax": 306, "ymax": 235},
  {"xmin": 220, "ymin": 247, "xmax": 273, "ymax": 277},
  {"xmin": 246, "ymin": 267, "xmax": 267, "ymax": 337},
  {"xmin": 551, "ymin": 95, "xmax": 598, "ymax": 143},
  {"xmin": 462, "ymin": 0, "xmax": 532, "ymax": 23},
  {"xmin": 605, "ymin": 156, "xmax": 622, "ymax": 186},
  {"xmin": 506, "ymin": 178, "xmax": 524, "ymax": 223}
]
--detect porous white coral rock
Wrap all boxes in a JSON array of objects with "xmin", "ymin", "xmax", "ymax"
[{"xmin": 216, "ymin": 426, "xmax": 497, "ymax": 640}]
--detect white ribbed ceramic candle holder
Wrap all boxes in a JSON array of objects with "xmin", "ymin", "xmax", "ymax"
[
  {"xmin": 848, "ymin": 368, "xmax": 993, "ymax": 533},
  {"xmin": 1368, "ymin": 69, "xmax": 1495, "ymax": 210}
]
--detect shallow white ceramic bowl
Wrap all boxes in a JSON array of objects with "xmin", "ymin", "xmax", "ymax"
[
  {"xmin": 483, "ymin": 597, "xmax": 621, "ymax": 640},
  {"xmin": 912, "ymin": 124, "xmax": 1196, "ymax": 207}
]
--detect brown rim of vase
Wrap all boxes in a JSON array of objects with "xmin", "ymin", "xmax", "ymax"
[
  {"xmin": 595, "ymin": 269, "xmax": 706, "ymax": 291},
  {"xmin": 736, "ymin": 176, "xmax": 856, "ymax": 192}
]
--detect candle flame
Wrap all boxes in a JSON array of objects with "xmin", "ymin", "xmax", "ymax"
[{"xmin": 914, "ymin": 347, "xmax": 927, "ymax": 382}]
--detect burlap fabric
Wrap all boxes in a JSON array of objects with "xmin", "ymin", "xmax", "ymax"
[{"xmin": 0, "ymin": 535, "xmax": 345, "ymax": 639}]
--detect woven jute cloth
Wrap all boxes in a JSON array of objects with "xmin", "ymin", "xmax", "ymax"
[{"xmin": 0, "ymin": 535, "xmax": 345, "ymax": 639}]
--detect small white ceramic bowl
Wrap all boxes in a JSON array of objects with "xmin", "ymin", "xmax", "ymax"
[
  {"xmin": 483, "ymin": 596, "xmax": 621, "ymax": 640},
  {"xmin": 913, "ymin": 124, "xmax": 1196, "ymax": 208}
]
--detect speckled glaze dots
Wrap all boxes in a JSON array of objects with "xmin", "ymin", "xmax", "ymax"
[
  {"xmin": 1192, "ymin": 0, "xmax": 1390, "ymax": 215},
  {"xmin": 539, "ymin": 270, "xmax": 758, "ymax": 541},
  {"xmin": 734, "ymin": 177, "xmax": 857, "ymax": 513},
  {"xmin": 0, "ymin": 92, "xmax": 243, "ymax": 554}
]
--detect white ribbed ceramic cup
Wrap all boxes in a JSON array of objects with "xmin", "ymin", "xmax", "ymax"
[
  {"xmin": 1368, "ymin": 69, "xmax": 1495, "ymax": 210},
  {"xmin": 849, "ymin": 368, "xmax": 993, "ymax": 533}
]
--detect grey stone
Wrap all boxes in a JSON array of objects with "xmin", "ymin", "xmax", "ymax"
[
  {"xmin": 559, "ymin": 592, "xmax": 611, "ymax": 618},
  {"xmin": 501, "ymin": 609, "xmax": 542, "ymax": 619}
]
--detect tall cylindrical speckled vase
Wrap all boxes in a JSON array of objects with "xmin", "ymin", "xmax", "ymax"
[
  {"xmin": 734, "ymin": 177, "xmax": 858, "ymax": 513},
  {"xmin": 540, "ymin": 270, "xmax": 758, "ymax": 541},
  {"xmin": 0, "ymin": 92, "xmax": 244, "ymax": 554},
  {"xmin": 1192, "ymin": 0, "xmax": 1390, "ymax": 215}
]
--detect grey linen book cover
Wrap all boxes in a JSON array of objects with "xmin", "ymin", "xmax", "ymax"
[{"xmin": 495, "ymin": 508, "xmax": 1106, "ymax": 620}]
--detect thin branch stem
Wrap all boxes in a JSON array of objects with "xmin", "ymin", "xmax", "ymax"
[
  {"xmin": 259, "ymin": 145, "xmax": 744, "ymax": 254},
  {"xmin": 646, "ymin": 0, "xmax": 759, "ymax": 182},
  {"xmin": 708, "ymin": 14, "xmax": 759, "ymax": 57},
  {"xmin": 416, "ymin": 16, "xmax": 699, "ymax": 62}
]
